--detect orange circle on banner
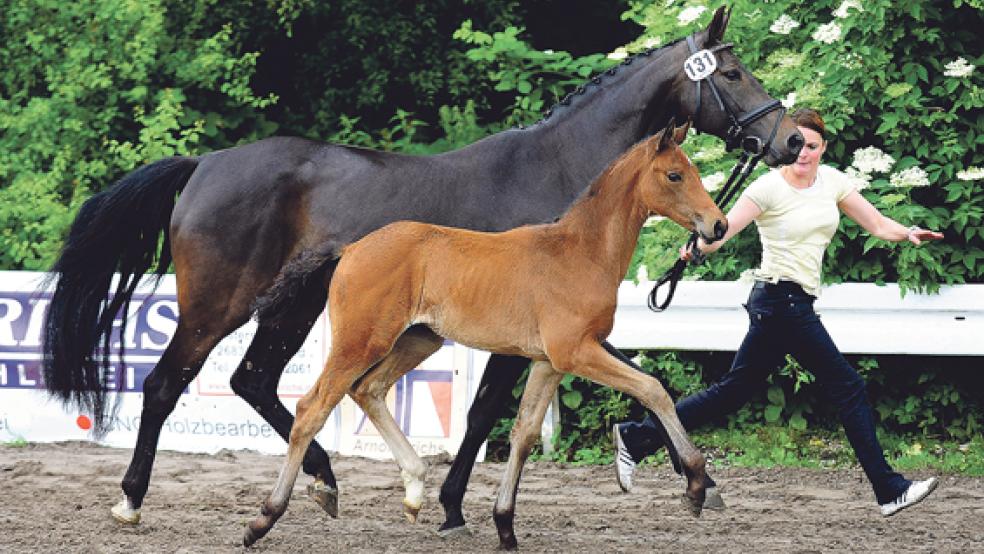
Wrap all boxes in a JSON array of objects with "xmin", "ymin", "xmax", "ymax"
[{"xmin": 76, "ymin": 415, "xmax": 92, "ymax": 430}]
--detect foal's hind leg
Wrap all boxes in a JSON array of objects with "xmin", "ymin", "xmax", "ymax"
[
  {"xmin": 349, "ymin": 325, "xmax": 443, "ymax": 522},
  {"xmin": 245, "ymin": 329, "xmax": 402, "ymax": 546},
  {"xmin": 230, "ymin": 285, "xmax": 340, "ymax": 518},
  {"xmin": 492, "ymin": 361, "xmax": 563, "ymax": 551}
]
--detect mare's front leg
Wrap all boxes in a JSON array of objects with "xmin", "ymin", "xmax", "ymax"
[
  {"xmin": 492, "ymin": 362, "xmax": 564, "ymax": 551},
  {"xmin": 232, "ymin": 286, "xmax": 340, "ymax": 518},
  {"xmin": 557, "ymin": 340, "xmax": 707, "ymax": 516},
  {"xmin": 349, "ymin": 326, "xmax": 444, "ymax": 522},
  {"xmin": 438, "ymin": 354, "xmax": 530, "ymax": 536}
]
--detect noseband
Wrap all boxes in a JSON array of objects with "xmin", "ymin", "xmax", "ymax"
[{"xmin": 647, "ymin": 35, "xmax": 787, "ymax": 312}]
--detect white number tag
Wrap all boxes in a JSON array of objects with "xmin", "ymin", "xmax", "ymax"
[{"xmin": 684, "ymin": 49, "xmax": 717, "ymax": 81}]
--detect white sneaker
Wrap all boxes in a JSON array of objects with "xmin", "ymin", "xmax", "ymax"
[
  {"xmin": 880, "ymin": 477, "xmax": 939, "ymax": 517},
  {"xmin": 613, "ymin": 424, "xmax": 636, "ymax": 493}
]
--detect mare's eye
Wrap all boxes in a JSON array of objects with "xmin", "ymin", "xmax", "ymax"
[
  {"xmin": 667, "ymin": 172, "xmax": 683, "ymax": 182},
  {"xmin": 723, "ymin": 69, "xmax": 741, "ymax": 81}
]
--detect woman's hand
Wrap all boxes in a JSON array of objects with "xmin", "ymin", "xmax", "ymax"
[
  {"xmin": 679, "ymin": 242, "xmax": 697, "ymax": 261},
  {"xmin": 906, "ymin": 227, "xmax": 944, "ymax": 245}
]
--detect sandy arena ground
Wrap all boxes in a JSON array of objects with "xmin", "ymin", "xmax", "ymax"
[{"xmin": 1, "ymin": 441, "xmax": 981, "ymax": 552}]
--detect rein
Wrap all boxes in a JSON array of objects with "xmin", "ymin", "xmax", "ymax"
[{"xmin": 647, "ymin": 35, "xmax": 785, "ymax": 312}]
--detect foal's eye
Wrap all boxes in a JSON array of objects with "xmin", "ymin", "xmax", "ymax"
[
  {"xmin": 667, "ymin": 172, "xmax": 683, "ymax": 182},
  {"xmin": 723, "ymin": 69, "xmax": 741, "ymax": 81}
]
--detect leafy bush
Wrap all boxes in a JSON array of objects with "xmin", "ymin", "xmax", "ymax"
[{"xmin": 0, "ymin": 0, "xmax": 274, "ymax": 269}]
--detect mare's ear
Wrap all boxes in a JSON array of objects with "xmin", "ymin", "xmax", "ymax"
[
  {"xmin": 658, "ymin": 117, "xmax": 676, "ymax": 151},
  {"xmin": 706, "ymin": 6, "xmax": 731, "ymax": 46},
  {"xmin": 673, "ymin": 119, "xmax": 692, "ymax": 145}
]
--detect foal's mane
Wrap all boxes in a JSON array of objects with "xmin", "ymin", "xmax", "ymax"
[{"xmin": 533, "ymin": 36, "xmax": 687, "ymax": 126}]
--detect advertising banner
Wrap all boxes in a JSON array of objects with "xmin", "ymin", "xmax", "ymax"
[{"xmin": 0, "ymin": 272, "xmax": 489, "ymax": 460}]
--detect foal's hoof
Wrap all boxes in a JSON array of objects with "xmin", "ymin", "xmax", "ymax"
[
  {"xmin": 436, "ymin": 523, "xmax": 471, "ymax": 539},
  {"xmin": 704, "ymin": 486, "xmax": 726, "ymax": 510},
  {"xmin": 403, "ymin": 499, "xmax": 422, "ymax": 523},
  {"xmin": 110, "ymin": 496, "xmax": 141, "ymax": 525},
  {"xmin": 683, "ymin": 493, "xmax": 704, "ymax": 517},
  {"xmin": 307, "ymin": 481, "xmax": 339, "ymax": 518}
]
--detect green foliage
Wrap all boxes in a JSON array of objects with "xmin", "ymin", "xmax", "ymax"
[{"xmin": 0, "ymin": 0, "xmax": 274, "ymax": 270}]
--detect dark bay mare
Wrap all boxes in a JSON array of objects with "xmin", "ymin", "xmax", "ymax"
[{"xmin": 41, "ymin": 7, "xmax": 803, "ymax": 530}]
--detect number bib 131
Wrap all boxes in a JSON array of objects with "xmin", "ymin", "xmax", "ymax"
[{"xmin": 684, "ymin": 49, "xmax": 717, "ymax": 81}]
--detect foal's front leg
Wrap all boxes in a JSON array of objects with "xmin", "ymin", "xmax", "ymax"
[
  {"xmin": 492, "ymin": 361, "xmax": 564, "ymax": 551},
  {"xmin": 349, "ymin": 326, "xmax": 444, "ymax": 522},
  {"xmin": 558, "ymin": 340, "xmax": 707, "ymax": 515}
]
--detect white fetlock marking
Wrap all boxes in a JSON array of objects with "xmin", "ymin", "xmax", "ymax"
[
  {"xmin": 401, "ymin": 469, "xmax": 425, "ymax": 518},
  {"xmin": 110, "ymin": 495, "xmax": 141, "ymax": 524}
]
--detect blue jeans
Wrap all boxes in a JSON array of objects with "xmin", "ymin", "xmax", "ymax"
[{"xmin": 621, "ymin": 280, "xmax": 909, "ymax": 504}]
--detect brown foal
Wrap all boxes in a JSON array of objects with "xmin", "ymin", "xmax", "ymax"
[{"xmin": 244, "ymin": 119, "xmax": 727, "ymax": 548}]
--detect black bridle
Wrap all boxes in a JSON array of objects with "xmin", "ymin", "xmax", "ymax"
[{"xmin": 647, "ymin": 35, "xmax": 786, "ymax": 312}]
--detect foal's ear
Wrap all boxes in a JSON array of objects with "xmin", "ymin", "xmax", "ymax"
[
  {"xmin": 673, "ymin": 119, "xmax": 692, "ymax": 145},
  {"xmin": 658, "ymin": 117, "xmax": 677, "ymax": 151},
  {"xmin": 706, "ymin": 6, "xmax": 731, "ymax": 45}
]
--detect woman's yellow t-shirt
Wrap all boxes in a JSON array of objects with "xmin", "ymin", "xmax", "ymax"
[{"xmin": 740, "ymin": 165, "xmax": 856, "ymax": 297}]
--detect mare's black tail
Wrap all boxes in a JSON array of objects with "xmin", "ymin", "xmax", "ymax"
[{"xmin": 41, "ymin": 156, "xmax": 199, "ymax": 436}]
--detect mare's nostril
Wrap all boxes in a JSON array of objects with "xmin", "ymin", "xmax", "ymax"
[{"xmin": 787, "ymin": 133, "xmax": 804, "ymax": 154}]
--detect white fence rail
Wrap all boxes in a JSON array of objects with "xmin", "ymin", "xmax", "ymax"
[
  {"xmin": 1, "ymin": 271, "xmax": 981, "ymax": 457},
  {"xmin": 610, "ymin": 280, "xmax": 984, "ymax": 356}
]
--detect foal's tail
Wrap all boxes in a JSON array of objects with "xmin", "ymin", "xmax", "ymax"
[{"xmin": 41, "ymin": 156, "xmax": 199, "ymax": 436}]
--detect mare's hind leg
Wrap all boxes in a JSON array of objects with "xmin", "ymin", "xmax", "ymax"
[
  {"xmin": 349, "ymin": 325, "xmax": 444, "ymax": 523},
  {"xmin": 230, "ymin": 285, "xmax": 340, "ymax": 518},
  {"xmin": 438, "ymin": 354, "xmax": 529, "ymax": 536},
  {"xmin": 492, "ymin": 362, "xmax": 563, "ymax": 551},
  {"xmin": 113, "ymin": 315, "xmax": 246, "ymax": 524}
]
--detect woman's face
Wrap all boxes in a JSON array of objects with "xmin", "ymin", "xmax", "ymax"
[{"xmin": 788, "ymin": 126, "xmax": 825, "ymax": 178}]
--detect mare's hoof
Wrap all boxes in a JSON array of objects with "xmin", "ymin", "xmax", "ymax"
[
  {"xmin": 110, "ymin": 497, "xmax": 141, "ymax": 525},
  {"xmin": 704, "ymin": 486, "xmax": 726, "ymax": 510},
  {"xmin": 436, "ymin": 523, "xmax": 471, "ymax": 539},
  {"xmin": 402, "ymin": 499, "xmax": 422, "ymax": 523},
  {"xmin": 497, "ymin": 537, "xmax": 519, "ymax": 551},
  {"xmin": 307, "ymin": 481, "xmax": 339, "ymax": 518}
]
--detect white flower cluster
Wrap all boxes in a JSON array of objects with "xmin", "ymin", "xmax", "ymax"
[
  {"xmin": 956, "ymin": 166, "xmax": 984, "ymax": 181},
  {"xmin": 607, "ymin": 48, "xmax": 628, "ymax": 61},
  {"xmin": 678, "ymin": 6, "xmax": 707, "ymax": 25},
  {"xmin": 693, "ymin": 143, "xmax": 726, "ymax": 162},
  {"xmin": 812, "ymin": 21, "xmax": 842, "ymax": 44},
  {"xmin": 944, "ymin": 57, "xmax": 975, "ymax": 78},
  {"xmin": 702, "ymin": 171, "xmax": 726, "ymax": 192},
  {"xmin": 833, "ymin": 0, "xmax": 863, "ymax": 18},
  {"xmin": 889, "ymin": 166, "xmax": 930, "ymax": 188},
  {"xmin": 781, "ymin": 92, "xmax": 797, "ymax": 109},
  {"xmin": 845, "ymin": 167, "xmax": 871, "ymax": 191},
  {"xmin": 852, "ymin": 146, "xmax": 896, "ymax": 175},
  {"xmin": 770, "ymin": 14, "xmax": 800, "ymax": 35}
]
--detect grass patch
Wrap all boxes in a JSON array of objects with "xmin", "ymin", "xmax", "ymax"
[{"xmin": 531, "ymin": 425, "xmax": 984, "ymax": 476}]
